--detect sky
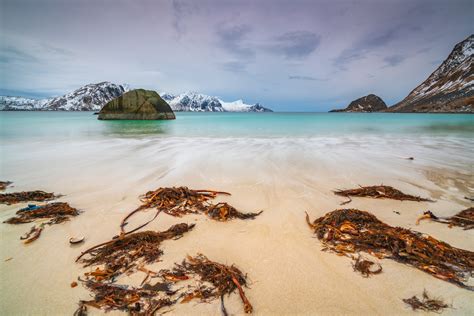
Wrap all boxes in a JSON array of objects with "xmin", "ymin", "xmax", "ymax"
[{"xmin": 0, "ymin": 0, "xmax": 472, "ymax": 111}]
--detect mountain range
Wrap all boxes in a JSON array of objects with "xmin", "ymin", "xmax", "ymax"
[
  {"xmin": 1, "ymin": 35, "xmax": 471, "ymax": 113},
  {"xmin": 0, "ymin": 84, "xmax": 272, "ymax": 112},
  {"xmin": 161, "ymin": 92, "xmax": 272, "ymax": 112},
  {"xmin": 0, "ymin": 82, "xmax": 129, "ymax": 111},
  {"xmin": 331, "ymin": 34, "xmax": 473, "ymax": 113}
]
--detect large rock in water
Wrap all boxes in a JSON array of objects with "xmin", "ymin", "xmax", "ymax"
[
  {"xmin": 98, "ymin": 89, "xmax": 175, "ymax": 120},
  {"xmin": 329, "ymin": 94, "xmax": 387, "ymax": 112}
]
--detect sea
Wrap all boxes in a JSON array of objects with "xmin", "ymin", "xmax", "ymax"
[{"xmin": 1, "ymin": 111, "xmax": 472, "ymax": 203}]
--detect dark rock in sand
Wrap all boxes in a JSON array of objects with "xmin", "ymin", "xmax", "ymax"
[
  {"xmin": 329, "ymin": 94, "xmax": 387, "ymax": 112},
  {"xmin": 98, "ymin": 89, "xmax": 175, "ymax": 120}
]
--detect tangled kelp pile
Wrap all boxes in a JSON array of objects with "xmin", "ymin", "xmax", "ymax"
[
  {"xmin": 75, "ymin": 280, "xmax": 174, "ymax": 315},
  {"xmin": 74, "ymin": 186, "xmax": 258, "ymax": 314},
  {"xmin": 334, "ymin": 185, "xmax": 432, "ymax": 205},
  {"xmin": 306, "ymin": 209, "xmax": 474, "ymax": 290},
  {"xmin": 75, "ymin": 254, "xmax": 252, "ymax": 315},
  {"xmin": 0, "ymin": 190, "xmax": 57, "ymax": 205},
  {"xmin": 403, "ymin": 290, "xmax": 450, "ymax": 312},
  {"xmin": 121, "ymin": 187, "xmax": 262, "ymax": 234},
  {"xmin": 140, "ymin": 186, "xmax": 230, "ymax": 214},
  {"xmin": 3, "ymin": 202, "xmax": 80, "ymax": 243},
  {"xmin": 159, "ymin": 254, "xmax": 253, "ymax": 314},
  {"xmin": 206, "ymin": 203, "xmax": 262, "ymax": 221},
  {"xmin": 76, "ymin": 223, "xmax": 195, "ymax": 280},
  {"xmin": 417, "ymin": 207, "xmax": 474, "ymax": 230},
  {"xmin": 0, "ymin": 181, "xmax": 12, "ymax": 191},
  {"xmin": 4, "ymin": 202, "xmax": 79, "ymax": 224}
]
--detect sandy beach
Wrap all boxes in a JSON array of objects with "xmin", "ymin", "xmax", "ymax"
[{"xmin": 1, "ymin": 118, "xmax": 473, "ymax": 315}]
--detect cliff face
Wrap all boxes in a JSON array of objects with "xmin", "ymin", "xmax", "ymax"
[
  {"xmin": 330, "ymin": 94, "xmax": 387, "ymax": 112},
  {"xmin": 98, "ymin": 89, "xmax": 175, "ymax": 120},
  {"xmin": 388, "ymin": 35, "xmax": 473, "ymax": 113}
]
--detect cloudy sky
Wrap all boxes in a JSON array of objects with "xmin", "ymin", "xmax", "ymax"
[{"xmin": 0, "ymin": 0, "xmax": 472, "ymax": 111}]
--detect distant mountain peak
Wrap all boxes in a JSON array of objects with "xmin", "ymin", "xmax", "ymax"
[
  {"xmin": 160, "ymin": 91, "xmax": 272, "ymax": 112},
  {"xmin": 0, "ymin": 82, "xmax": 129, "ymax": 111}
]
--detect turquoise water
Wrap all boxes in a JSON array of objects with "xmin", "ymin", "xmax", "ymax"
[{"xmin": 0, "ymin": 112, "xmax": 473, "ymax": 140}]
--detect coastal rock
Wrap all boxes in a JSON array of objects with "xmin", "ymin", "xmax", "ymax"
[
  {"xmin": 98, "ymin": 89, "xmax": 175, "ymax": 120},
  {"xmin": 330, "ymin": 94, "xmax": 387, "ymax": 112},
  {"xmin": 0, "ymin": 82, "xmax": 129, "ymax": 111},
  {"xmin": 388, "ymin": 34, "xmax": 473, "ymax": 113}
]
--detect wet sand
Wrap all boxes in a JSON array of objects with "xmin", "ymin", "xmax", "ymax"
[{"xmin": 1, "ymin": 136, "xmax": 473, "ymax": 315}]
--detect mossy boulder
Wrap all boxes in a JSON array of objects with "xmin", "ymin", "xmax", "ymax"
[{"xmin": 98, "ymin": 89, "xmax": 175, "ymax": 120}]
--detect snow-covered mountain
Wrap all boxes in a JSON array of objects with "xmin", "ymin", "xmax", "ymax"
[
  {"xmin": 161, "ymin": 92, "xmax": 225, "ymax": 112},
  {"xmin": 1, "ymin": 84, "xmax": 273, "ymax": 112},
  {"xmin": 0, "ymin": 96, "xmax": 49, "ymax": 110},
  {"xmin": 161, "ymin": 92, "xmax": 273, "ymax": 112},
  {"xmin": 389, "ymin": 34, "xmax": 473, "ymax": 113},
  {"xmin": 0, "ymin": 82, "xmax": 129, "ymax": 111}
]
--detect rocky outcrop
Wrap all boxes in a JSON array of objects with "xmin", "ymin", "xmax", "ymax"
[
  {"xmin": 98, "ymin": 89, "xmax": 175, "ymax": 120},
  {"xmin": 330, "ymin": 94, "xmax": 387, "ymax": 112},
  {"xmin": 388, "ymin": 34, "xmax": 473, "ymax": 113}
]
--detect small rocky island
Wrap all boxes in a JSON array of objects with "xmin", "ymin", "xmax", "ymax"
[
  {"xmin": 329, "ymin": 94, "xmax": 387, "ymax": 112},
  {"xmin": 98, "ymin": 89, "xmax": 175, "ymax": 120}
]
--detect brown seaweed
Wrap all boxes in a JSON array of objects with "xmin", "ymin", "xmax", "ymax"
[
  {"xmin": 417, "ymin": 208, "xmax": 474, "ymax": 230},
  {"xmin": 0, "ymin": 181, "xmax": 12, "ymax": 191},
  {"xmin": 4, "ymin": 202, "xmax": 80, "ymax": 243},
  {"xmin": 141, "ymin": 186, "xmax": 230, "ymax": 216},
  {"xmin": 4, "ymin": 202, "xmax": 79, "ymax": 224},
  {"xmin": 120, "ymin": 187, "xmax": 229, "ymax": 234},
  {"xmin": 121, "ymin": 187, "xmax": 262, "ymax": 234},
  {"xmin": 206, "ymin": 202, "xmax": 263, "ymax": 221},
  {"xmin": 306, "ymin": 209, "xmax": 474, "ymax": 290},
  {"xmin": 334, "ymin": 185, "xmax": 433, "ymax": 205},
  {"xmin": 76, "ymin": 223, "xmax": 195, "ymax": 280},
  {"xmin": 352, "ymin": 255, "xmax": 382, "ymax": 278},
  {"xmin": 75, "ymin": 253, "xmax": 253, "ymax": 314},
  {"xmin": 159, "ymin": 254, "xmax": 253, "ymax": 314},
  {"xmin": 75, "ymin": 280, "xmax": 174, "ymax": 315},
  {"xmin": 403, "ymin": 290, "xmax": 450, "ymax": 312},
  {"xmin": 0, "ymin": 190, "xmax": 57, "ymax": 205},
  {"xmin": 20, "ymin": 225, "xmax": 43, "ymax": 244}
]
